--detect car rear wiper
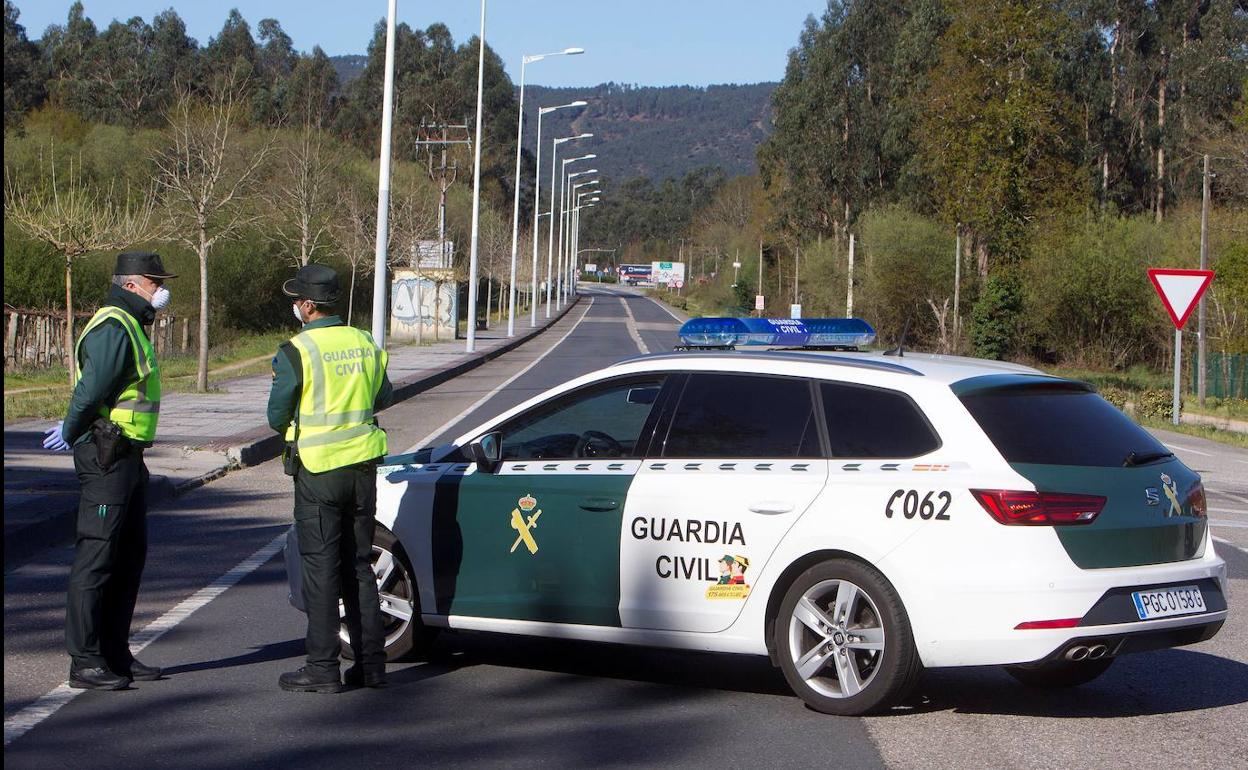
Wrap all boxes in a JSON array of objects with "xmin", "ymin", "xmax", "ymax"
[{"xmin": 1123, "ymin": 450, "xmax": 1174, "ymax": 467}]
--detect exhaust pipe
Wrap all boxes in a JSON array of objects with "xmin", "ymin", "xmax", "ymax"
[
  {"xmin": 1064, "ymin": 645, "xmax": 1090, "ymax": 661},
  {"xmin": 1087, "ymin": 644, "xmax": 1108, "ymax": 660}
]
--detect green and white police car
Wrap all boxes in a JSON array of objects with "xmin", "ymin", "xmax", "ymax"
[{"xmin": 286, "ymin": 321, "xmax": 1227, "ymax": 715}]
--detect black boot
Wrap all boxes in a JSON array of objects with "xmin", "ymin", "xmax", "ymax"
[
  {"xmin": 344, "ymin": 664, "xmax": 388, "ymax": 688},
  {"xmin": 116, "ymin": 660, "xmax": 163, "ymax": 681},
  {"xmin": 69, "ymin": 666, "xmax": 131, "ymax": 691},
  {"xmin": 279, "ymin": 667, "xmax": 343, "ymax": 694}
]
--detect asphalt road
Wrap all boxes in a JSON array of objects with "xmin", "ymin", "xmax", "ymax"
[{"xmin": 5, "ymin": 285, "xmax": 1246, "ymax": 768}]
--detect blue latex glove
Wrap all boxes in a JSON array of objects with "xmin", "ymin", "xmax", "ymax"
[{"xmin": 42, "ymin": 421, "xmax": 70, "ymax": 452}]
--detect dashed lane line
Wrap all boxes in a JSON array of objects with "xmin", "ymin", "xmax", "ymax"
[
  {"xmin": 4, "ymin": 531, "xmax": 289, "ymax": 747},
  {"xmin": 405, "ymin": 298, "xmax": 594, "ymax": 453},
  {"xmin": 620, "ymin": 298, "xmax": 649, "ymax": 355}
]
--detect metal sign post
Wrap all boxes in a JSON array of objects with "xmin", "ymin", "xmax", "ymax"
[{"xmin": 1147, "ymin": 268, "xmax": 1215, "ymax": 427}]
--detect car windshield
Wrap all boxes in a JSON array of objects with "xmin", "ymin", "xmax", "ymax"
[{"xmin": 958, "ymin": 382, "xmax": 1170, "ymax": 467}]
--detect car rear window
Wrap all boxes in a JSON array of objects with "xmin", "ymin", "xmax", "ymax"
[
  {"xmin": 959, "ymin": 383, "xmax": 1170, "ymax": 467},
  {"xmin": 821, "ymin": 383, "xmax": 941, "ymax": 458},
  {"xmin": 662, "ymin": 373, "xmax": 820, "ymax": 458}
]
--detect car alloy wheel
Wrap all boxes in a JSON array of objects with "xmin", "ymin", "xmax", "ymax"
[
  {"xmin": 787, "ymin": 578, "xmax": 886, "ymax": 699},
  {"xmin": 774, "ymin": 559, "xmax": 922, "ymax": 715}
]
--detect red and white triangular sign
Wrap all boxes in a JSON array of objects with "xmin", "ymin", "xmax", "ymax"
[{"xmin": 1147, "ymin": 268, "xmax": 1214, "ymax": 329}]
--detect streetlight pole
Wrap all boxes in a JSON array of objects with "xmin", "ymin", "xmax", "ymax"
[
  {"xmin": 570, "ymin": 185, "xmax": 599, "ymax": 294},
  {"xmin": 371, "ymin": 0, "xmax": 398, "ymax": 346},
  {"xmin": 574, "ymin": 194, "xmax": 600, "ymax": 287},
  {"xmin": 546, "ymin": 137, "xmax": 591, "ymax": 317},
  {"xmin": 530, "ymin": 102, "xmax": 586, "ymax": 327},
  {"xmin": 565, "ymin": 176, "xmax": 598, "ymax": 303},
  {"xmin": 507, "ymin": 49, "xmax": 583, "ymax": 338},
  {"xmin": 465, "ymin": 0, "xmax": 487, "ymax": 353},
  {"xmin": 556, "ymin": 157, "xmax": 595, "ymax": 310}
]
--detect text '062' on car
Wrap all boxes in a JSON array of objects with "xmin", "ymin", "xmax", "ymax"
[{"xmin": 285, "ymin": 331, "xmax": 1227, "ymax": 716}]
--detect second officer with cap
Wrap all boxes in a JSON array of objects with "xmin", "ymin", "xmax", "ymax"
[{"xmin": 268, "ymin": 264, "xmax": 394, "ymax": 692}]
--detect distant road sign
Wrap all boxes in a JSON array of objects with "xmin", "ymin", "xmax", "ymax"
[
  {"xmin": 674, "ymin": 280, "xmax": 684, "ymax": 289},
  {"xmin": 1147, "ymin": 268, "xmax": 1214, "ymax": 329},
  {"xmin": 755, "ymin": 295, "xmax": 765, "ymax": 311}
]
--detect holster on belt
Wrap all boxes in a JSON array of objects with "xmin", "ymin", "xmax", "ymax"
[
  {"xmin": 90, "ymin": 417, "xmax": 129, "ymax": 471},
  {"xmin": 283, "ymin": 442, "xmax": 301, "ymax": 476}
]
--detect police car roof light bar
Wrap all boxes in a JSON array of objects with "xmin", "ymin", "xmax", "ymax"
[{"xmin": 676, "ymin": 317, "xmax": 876, "ymax": 351}]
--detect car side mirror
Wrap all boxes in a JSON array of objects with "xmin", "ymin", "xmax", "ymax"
[{"xmin": 468, "ymin": 431, "xmax": 502, "ymax": 472}]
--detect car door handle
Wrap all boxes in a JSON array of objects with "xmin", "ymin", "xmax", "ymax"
[
  {"xmin": 748, "ymin": 501, "xmax": 794, "ymax": 514},
  {"xmin": 578, "ymin": 498, "xmax": 619, "ymax": 512}
]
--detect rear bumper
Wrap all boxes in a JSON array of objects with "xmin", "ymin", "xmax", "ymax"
[{"xmin": 1022, "ymin": 617, "xmax": 1225, "ymax": 666}]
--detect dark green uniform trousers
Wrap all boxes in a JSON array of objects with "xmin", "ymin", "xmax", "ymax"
[
  {"xmin": 294, "ymin": 460, "xmax": 387, "ymax": 674},
  {"xmin": 66, "ymin": 439, "xmax": 148, "ymax": 671}
]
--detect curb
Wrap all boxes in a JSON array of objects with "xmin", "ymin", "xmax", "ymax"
[{"xmin": 3, "ymin": 298, "xmax": 583, "ymax": 569}]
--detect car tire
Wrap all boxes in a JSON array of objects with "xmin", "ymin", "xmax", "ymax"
[
  {"xmin": 774, "ymin": 559, "xmax": 922, "ymax": 716},
  {"xmin": 339, "ymin": 525, "xmax": 438, "ymax": 662},
  {"xmin": 1004, "ymin": 657, "xmax": 1114, "ymax": 688}
]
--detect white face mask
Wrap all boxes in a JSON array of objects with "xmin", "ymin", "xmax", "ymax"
[
  {"xmin": 292, "ymin": 304, "xmax": 305, "ymax": 325},
  {"xmin": 150, "ymin": 286, "xmax": 171, "ymax": 310}
]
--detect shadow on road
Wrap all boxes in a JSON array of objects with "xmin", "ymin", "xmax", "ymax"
[{"xmin": 887, "ymin": 647, "xmax": 1248, "ymax": 719}]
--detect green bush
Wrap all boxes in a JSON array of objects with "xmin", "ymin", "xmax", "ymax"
[
  {"xmin": 1097, "ymin": 385, "xmax": 1130, "ymax": 410},
  {"xmin": 971, "ymin": 274, "xmax": 1021, "ymax": 360},
  {"xmin": 1135, "ymin": 389, "xmax": 1175, "ymax": 421}
]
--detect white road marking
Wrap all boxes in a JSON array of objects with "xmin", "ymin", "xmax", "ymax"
[
  {"xmin": 405, "ymin": 299, "xmax": 595, "ymax": 452},
  {"xmin": 1209, "ymin": 507, "xmax": 1248, "ymax": 515},
  {"xmin": 1215, "ymin": 491, "xmax": 1248, "ymax": 507},
  {"xmin": 3, "ymin": 531, "xmax": 289, "ymax": 747},
  {"xmin": 644, "ymin": 293, "xmax": 686, "ymax": 324},
  {"xmin": 1214, "ymin": 537, "xmax": 1248, "ymax": 554},
  {"xmin": 620, "ymin": 298, "xmax": 649, "ymax": 355},
  {"xmin": 1211, "ymin": 520, "xmax": 1248, "ymax": 529},
  {"xmin": 1162, "ymin": 442, "xmax": 1213, "ymax": 457}
]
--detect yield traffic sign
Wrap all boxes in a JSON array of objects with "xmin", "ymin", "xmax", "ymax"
[{"xmin": 1147, "ymin": 268, "xmax": 1214, "ymax": 329}]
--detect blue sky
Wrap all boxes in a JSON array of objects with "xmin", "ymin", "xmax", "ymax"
[{"xmin": 14, "ymin": 1, "xmax": 828, "ymax": 87}]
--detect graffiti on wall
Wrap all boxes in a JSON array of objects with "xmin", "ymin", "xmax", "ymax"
[{"xmin": 391, "ymin": 270, "xmax": 456, "ymax": 341}]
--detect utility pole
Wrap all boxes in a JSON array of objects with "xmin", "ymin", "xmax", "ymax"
[
  {"xmin": 846, "ymin": 233, "xmax": 855, "ymax": 318},
  {"xmin": 415, "ymin": 119, "xmax": 471, "ymax": 343},
  {"xmin": 1197, "ymin": 154, "xmax": 1211, "ymax": 406}
]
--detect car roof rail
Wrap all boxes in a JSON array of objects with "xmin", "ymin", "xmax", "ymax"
[{"xmin": 613, "ymin": 349, "xmax": 923, "ymax": 376}]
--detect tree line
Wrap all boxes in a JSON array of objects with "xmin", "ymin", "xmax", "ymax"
[
  {"xmin": 3, "ymin": 1, "xmax": 538, "ymax": 390},
  {"xmin": 585, "ymin": 0, "xmax": 1248, "ymax": 371}
]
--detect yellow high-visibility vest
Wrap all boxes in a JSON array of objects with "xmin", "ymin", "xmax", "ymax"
[
  {"xmin": 286, "ymin": 325, "xmax": 388, "ymax": 472},
  {"xmin": 75, "ymin": 306, "xmax": 161, "ymax": 443}
]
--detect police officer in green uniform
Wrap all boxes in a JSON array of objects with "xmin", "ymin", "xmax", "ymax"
[
  {"xmin": 43, "ymin": 251, "xmax": 175, "ymax": 690},
  {"xmin": 268, "ymin": 264, "xmax": 394, "ymax": 693}
]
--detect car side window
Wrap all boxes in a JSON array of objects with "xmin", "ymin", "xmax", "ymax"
[
  {"xmin": 662, "ymin": 373, "xmax": 820, "ymax": 458},
  {"xmin": 820, "ymin": 382, "xmax": 940, "ymax": 458},
  {"xmin": 498, "ymin": 377, "xmax": 666, "ymax": 460}
]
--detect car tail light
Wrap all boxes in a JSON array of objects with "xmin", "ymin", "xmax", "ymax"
[
  {"xmin": 1186, "ymin": 482, "xmax": 1207, "ymax": 518},
  {"xmin": 971, "ymin": 490, "xmax": 1106, "ymax": 526}
]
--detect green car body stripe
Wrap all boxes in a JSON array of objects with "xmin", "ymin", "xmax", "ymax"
[
  {"xmin": 1010, "ymin": 462, "xmax": 1206, "ymax": 569},
  {"xmin": 432, "ymin": 472, "xmax": 633, "ymax": 627}
]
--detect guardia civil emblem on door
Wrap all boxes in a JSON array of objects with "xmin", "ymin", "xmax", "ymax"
[{"xmin": 509, "ymin": 494, "xmax": 542, "ymax": 555}]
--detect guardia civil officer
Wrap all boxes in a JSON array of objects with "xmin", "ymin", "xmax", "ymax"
[
  {"xmin": 42, "ymin": 252, "xmax": 176, "ymax": 690},
  {"xmin": 268, "ymin": 264, "xmax": 393, "ymax": 693}
]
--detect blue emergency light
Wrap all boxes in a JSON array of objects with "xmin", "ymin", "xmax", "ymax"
[{"xmin": 677, "ymin": 317, "xmax": 876, "ymax": 349}]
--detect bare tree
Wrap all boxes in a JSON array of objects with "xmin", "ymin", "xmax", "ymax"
[
  {"xmin": 153, "ymin": 69, "xmax": 274, "ymax": 392},
  {"xmin": 333, "ymin": 184, "xmax": 376, "ymax": 326},
  {"xmin": 388, "ymin": 178, "xmax": 438, "ymax": 339},
  {"xmin": 926, "ymin": 297, "xmax": 953, "ymax": 355},
  {"xmin": 270, "ymin": 123, "xmax": 338, "ymax": 267},
  {"xmin": 5, "ymin": 147, "xmax": 160, "ymax": 387}
]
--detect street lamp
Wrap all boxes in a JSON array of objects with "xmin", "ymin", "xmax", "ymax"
[
  {"xmin": 553, "ymin": 152, "xmax": 595, "ymax": 312},
  {"xmin": 371, "ymin": 0, "xmax": 398, "ymax": 346},
  {"xmin": 508, "ymin": 49, "xmax": 583, "ymax": 338},
  {"xmin": 465, "ymin": 0, "xmax": 489, "ymax": 353},
  {"xmin": 573, "ymin": 195, "xmax": 600, "ymax": 290},
  {"xmin": 567, "ymin": 181, "xmax": 598, "ymax": 299},
  {"xmin": 529, "ymin": 102, "xmax": 586, "ymax": 327},
  {"xmin": 561, "ymin": 170, "xmax": 597, "ymax": 307},
  {"xmin": 546, "ymin": 137, "xmax": 592, "ymax": 317}
]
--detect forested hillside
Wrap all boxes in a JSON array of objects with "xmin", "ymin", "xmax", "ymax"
[{"xmin": 329, "ymin": 55, "xmax": 775, "ymax": 182}]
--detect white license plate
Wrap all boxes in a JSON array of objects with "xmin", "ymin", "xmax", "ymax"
[{"xmin": 1131, "ymin": 585, "xmax": 1206, "ymax": 620}]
